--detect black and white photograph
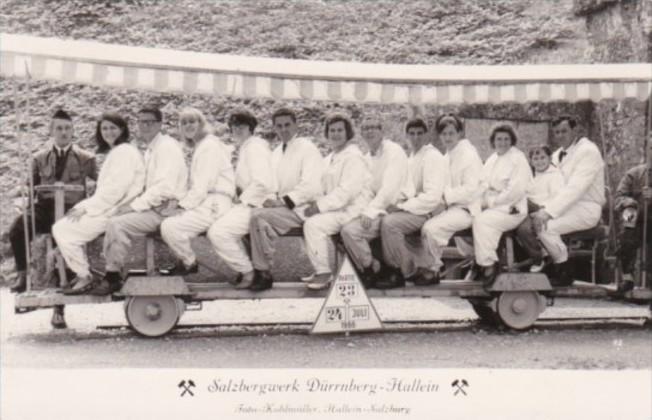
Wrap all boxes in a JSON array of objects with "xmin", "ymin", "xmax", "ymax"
[{"xmin": 0, "ymin": 1, "xmax": 651, "ymax": 419}]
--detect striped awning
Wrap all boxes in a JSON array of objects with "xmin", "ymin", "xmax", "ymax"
[{"xmin": 1, "ymin": 33, "xmax": 651, "ymax": 104}]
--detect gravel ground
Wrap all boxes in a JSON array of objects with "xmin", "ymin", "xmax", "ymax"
[{"xmin": 2, "ymin": 288, "xmax": 650, "ymax": 369}]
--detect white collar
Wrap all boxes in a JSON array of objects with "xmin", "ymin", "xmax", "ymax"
[{"xmin": 53, "ymin": 143, "xmax": 72, "ymax": 154}]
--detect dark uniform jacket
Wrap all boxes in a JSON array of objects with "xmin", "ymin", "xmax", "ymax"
[
  {"xmin": 614, "ymin": 164, "xmax": 652, "ymax": 213},
  {"xmin": 32, "ymin": 143, "xmax": 97, "ymax": 205}
]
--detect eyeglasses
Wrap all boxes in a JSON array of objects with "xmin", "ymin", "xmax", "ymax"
[
  {"xmin": 361, "ymin": 125, "xmax": 381, "ymax": 131},
  {"xmin": 138, "ymin": 120, "xmax": 160, "ymax": 126}
]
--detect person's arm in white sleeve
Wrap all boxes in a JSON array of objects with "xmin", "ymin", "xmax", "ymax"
[
  {"xmin": 283, "ymin": 143, "xmax": 324, "ymax": 208},
  {"xmin": 80, "ymin": 147, "xmax": 142, "ymax": 216},
  {"xmin": 131, "ymin": 141, "xmax": 186, "ymax": 211},
  {"xmin": 543, "ymin": 146, "xmax": 604, "ymax": 218},
  {"xmin": 488, "ymin": 153, "xmax": 532, "ymax": 208},
  {"xmin": 399, "ymin": 150, "xmax": 447, "ymax": 215},
  {"xmin": 239, "ymin": 141, "xmax": 274, "ymax": 208},
  {"xmin": 179, "ymin": 143, "xmax": 223, "ymax": 210},
  {"xmin": 317, "ymin": 154, "xmax": 367, "ymax": 213},
  {"xmin": 363, "ymin": 146, "xmax": 409, "ymax": 218},
  {"xmin": 444, "ymin": 150, "xmax": 482, "ymax": 206}
]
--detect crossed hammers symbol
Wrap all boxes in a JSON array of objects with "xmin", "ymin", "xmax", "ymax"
[
  {"xmin": 451, "ymin": 379, "xmax": 468, "ymax": 396},
  {"xmin": 178, "ymin": 380, "xmax": 196, "ymax": 397}
]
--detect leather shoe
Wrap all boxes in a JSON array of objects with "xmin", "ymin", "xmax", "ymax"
[
  {"xmin": 249, "ymin": 270, "xmax": 273, "ymax": 291},
  {"xmin": 10, "ymin": 272, "xmax": 27, "ymax": 294},
  {"xmin": 549, "ymin": 262, "xmax": 574, "ymax": 287},
  {"xmin": 359, "ymin": 266, "xmax": 377, "ymax": 289},
  {"xmin": 413, "ymin": 269, "xmax": 441, "ymax": 286},
  {"xmin": 159, "ymin": 261, "xmax": 199, "ymax": 276},
  {"xmin": 50, "ymin": 306, "xmax": 67, "ymax": 329},
  {"xmin": 88, "ymin": 279, "xmax": 122, "ymax": 296},
  {"xmin": 375, "ymin": 269, "xmax": 405, "ymax": 289}
]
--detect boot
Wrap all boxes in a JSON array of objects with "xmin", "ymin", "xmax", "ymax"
[
  {"xmin": 249, "ymin": 270, "xmax": 273, "ymax": 291},
  {"xmin": 375, "ymin": 268, "xmax": 406, "ymax": 289},
  {"xmin": 550, "ymin": 262, "xmax": 573, "ymax": 287},
  {"xmin": 50, "ymin": 305, "xmax": 67, "ymax": 329},
  {"xmin": 10, "ymin": 271, "xmax": 27, "ymax": 293},
  {"xmin": 89, "ymin": 271, "xmax": 124, "ymax": 296}
]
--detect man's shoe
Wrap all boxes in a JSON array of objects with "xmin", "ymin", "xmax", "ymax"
[
  {"xmin": 413, "ymin": 269, "xmax": 441, "ymax": 286},
  {"xmin": 359, "ymin": 266, "xmax": 377, "ymax": 289},
  {"xmin": 617, "ymin": 279, "xmax": 635, "ymax": 295},
  {"xmin": 375, "ymin": 268, "xmax": 405, "ymax": 289},
  {"xmin": 63, "ymin": 276, "xmax": 98, "ymax": 295},
  {"xmin": 9, "ymin": 272, "xmax": 27, "ymax": 293},
  {"xmin": 50, "ymin": 306, "xmax": 67, "ymax": 329},
  {"xmin": 549, "ymin": 262, "xmax": 574, "ymax": 287},
  {"xmin": 235, "ymin": 271, "xmax": 255, "ymax": 289},
  {"xmin": 159, "ymin": 261, "xmax": 199, "ymax": 276},
  {"xmin": 480, "ymin": 264, "xmax": 498, "ymax": 287},
  {"xmin": 249, "ymin": 270, "xmax": 273, "ymax": 291}
]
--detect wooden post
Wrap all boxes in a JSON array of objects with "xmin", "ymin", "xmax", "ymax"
[{"xmin": 53, "ymin": 182, "xmax": 68, "ymax": 287}]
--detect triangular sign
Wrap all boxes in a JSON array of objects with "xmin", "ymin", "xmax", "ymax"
[{"xmin": 311, "ymin": 254, "xmax": 383, "ymax": 334}]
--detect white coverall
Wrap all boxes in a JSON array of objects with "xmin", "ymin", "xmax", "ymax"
[
  {"xmin": 53, "ymin": 143, "xmax": 145, "ymax": 277},
  {"xmin": 160, "ymin": 134, "xmax": 235, "ymax": 266},
  {"xmin": 473, "ymin": 146, "xmax": 532, "ymax": 267},
  {"xmin": 249, "ymin": 135, "xmax": 325, "ymax": 271},
  {"xmin": 304, "ymin": 143, "xmax": 372, "ymax": 274},
  {"xmin": 421, "ymin": 139, "xmax": 483, "ymax": 271},
  {"xmin": 207, "ymin": 135, "xmax": 274, "ymax": 273},
  {"xmin": 103, "ymin": 133, "xmax": 188, "ymax": 272},
  {"xmin": 538, "ymin": 137, "xmax": 605, "ymax": 263},
  {"xmin": 381, "ymin": 144, "xmax": 447, "ymax": 277},
  {"xmin": 340, "ymin": 139, "xmax": 414, "ymax": 270}
]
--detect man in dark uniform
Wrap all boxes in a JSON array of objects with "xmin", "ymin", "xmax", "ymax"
[
  {"xmin": 614, "ymin": 162, "xmax": 652, "ymax": 292},
  {"xmin": 8, "ymin": 109, "xmax": 97, "ymax": 327}
]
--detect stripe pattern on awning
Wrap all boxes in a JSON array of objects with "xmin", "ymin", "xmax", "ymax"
[{"xmin": 1, "ymin": 35, "xmax": 650, "ymax": 105}]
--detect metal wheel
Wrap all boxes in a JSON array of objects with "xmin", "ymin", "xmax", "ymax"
[
  {"xmin": 496, "ymin": 291, "xmax": 541, "ymax": 330},
  {"xmin": 469, "ymin": 299, "xmax": 500, "ymax": 325},
  {"xmin": 125, "ymin": 295, "xmax": 181, "ymax": 337}
]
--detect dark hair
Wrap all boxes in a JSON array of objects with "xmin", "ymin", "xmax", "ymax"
[
  {"xmin": 324, "ymin": 113, "xmax": 355, "ymax": 141},
  {"xmin": 95, "ymin": 112, "xmax": 130, "ymax": 153},
  {"xmin": 272, "ymin": 107, "xmax": 296, "ymax": 125},
  {"xmin": 229, "ymin": 109, "xmax": 258, "ymax": 133},
  {"xmin": 435, "ymin": 113, "xmax": 464, "ymax": 134},
  {"xmin": 405, "ymin": 117, "xmax": 428, "ymax": 133},
  {"xmin": 138, "ymin": 105, "xmax": 162, "ymax": 122},
  {"xmin": 489, "ymin": 123, "xmax": 518, "ymax": 148},
  {"xmin": 52, "ymin": 109, "xmax": 72, "ymax": 121},
  {"xmin": 528, "ymin": 145, "xmax": 553, "ymax": 159},
  {"xmin": 551, "ymin": 115, "xmax": 577, "ymax": 129}
]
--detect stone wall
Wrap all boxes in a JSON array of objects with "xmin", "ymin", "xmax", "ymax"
[{"xmin": 573, "ymin": 0, "xmax": 652, "ymax": 62}]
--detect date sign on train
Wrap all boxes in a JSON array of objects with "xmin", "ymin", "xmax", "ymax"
[{"xmin": 311, "ymin": 255, "xmax": 383, "ymax": 334}]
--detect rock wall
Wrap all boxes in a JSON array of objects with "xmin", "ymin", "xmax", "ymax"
[{"xmin": 573, "ymin": 0, "xmax": 652, "ymax": 62}]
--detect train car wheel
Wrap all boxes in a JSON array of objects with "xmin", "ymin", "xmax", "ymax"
[
  {"xmin": 125, "ymin": 295, "xmax": 181, "ymax": 337},
  {"xmin": 468, "ymin": 299, "xmax": 500, "ymax": 325},
  {"xmin": 496, "ymin": 291, "xmax": 541, "ymax": 330}
]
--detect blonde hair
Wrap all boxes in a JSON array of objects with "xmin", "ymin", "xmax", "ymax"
[{"xmin": 178, "ymin": 107, "xmax": 213, "ymax": 140}]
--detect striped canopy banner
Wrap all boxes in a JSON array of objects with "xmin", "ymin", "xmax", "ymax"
[{"xmin": 1, "ymin": 33, "xmax": 651, "ymax": 105}]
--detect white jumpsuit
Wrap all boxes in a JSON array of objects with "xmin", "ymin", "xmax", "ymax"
[
  {"xmin": 538, "ymin": 137, "xmax": 605, "ymax": 263},
  {"xmin": 52, "ymin": 143, "xmax": 145, "ymax": 277},
  {"xmin": 304, "ymin": 143, "xmax": 372, "ymax": 274},
  {"xmin": 207, "ymin": 135, "xmax": 274, "ymax": 274},
  {"xmin": 473, "ymin": 146, "xmax": 532, "ymax": 267},
  {"xmin": 160, "ymin": 134, "xmax": 235, "ymax": 266},
  {"xmin": 382, "ymin": 144, "xmax": 448, "ymax": 277},
  {"xmin": 421, "ymin": 139, "xmax": 483, "ymax": 271},
  {"xmin": 103, "ymin": 133, "xmax": 188, "ymax": 272},
  {"xmin": 340, "ymin": 139, "xmax": 414, "ymax": 270}
]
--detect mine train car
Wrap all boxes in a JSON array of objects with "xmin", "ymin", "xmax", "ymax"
[
  {"xmin": 12, "ymin": 182, "xmax": 652, "ymax": 337},
  {"xmin": 3, "ymin": 34, "xmax": 652, "ymax": 336}
]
